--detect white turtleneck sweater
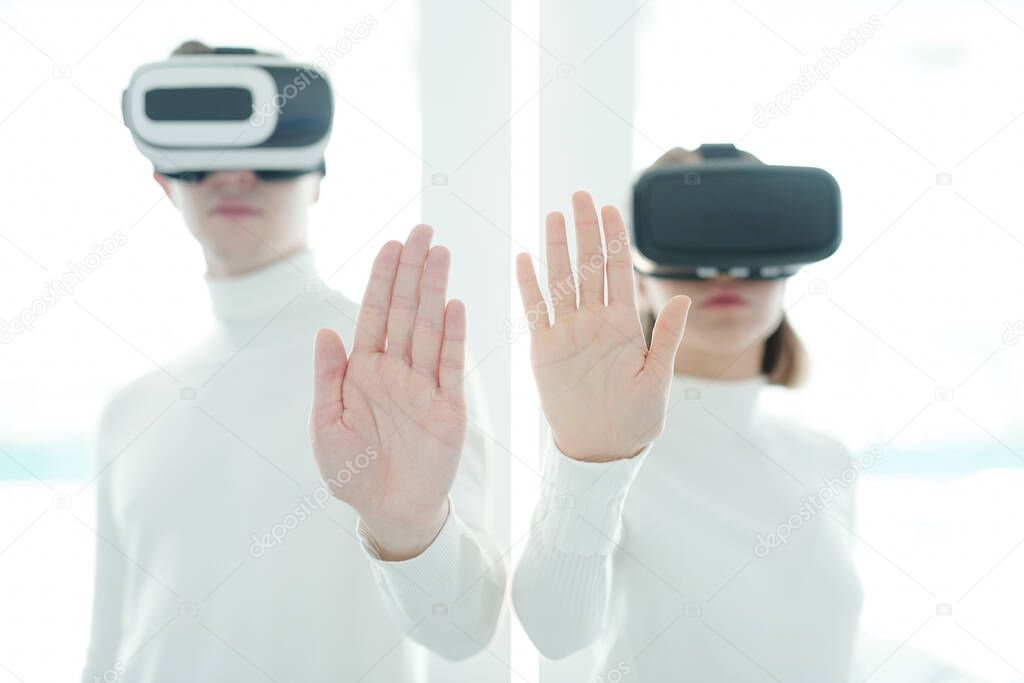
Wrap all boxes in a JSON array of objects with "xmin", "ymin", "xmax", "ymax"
[
  {"xmin": 511, "ymin": 373, "xmax": 864, "ymax": 682},
  {"xmin": 81, "ymin": 250, "xmax": 505, "ymax": 683}
]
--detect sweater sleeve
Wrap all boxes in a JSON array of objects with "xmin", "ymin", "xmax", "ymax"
[
  {"xmin": 80, "ymin": 399, "xmax": 128, "ymax": 682},
  {"xmin": 510, "ymin": 428, "xmax": 651, "ymax": 659},
  {"xmin": 354, "ymin": 372, "xmax": 506, "ymax": 660}
]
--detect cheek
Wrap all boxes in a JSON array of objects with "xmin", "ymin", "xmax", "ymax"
[
  {"xmin": 748, "ymin": 283, "xmax": 786, "ymax": 323},
  {"xmin": 265, "ymin": 187, "xmax": 304, "ymax": 216},
  {"xmin": 178, "ymin": 189, "xmax": 207, "ymax": 219},
  {"xmin": 764, "ymin": 282, "xmax": 786, "ymax": 308}
]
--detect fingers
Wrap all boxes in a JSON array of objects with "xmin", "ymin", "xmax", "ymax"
[
  {"xmin": 386, "ymin": 224, "xmax": 434, "ymax": 361},
  {"xmin": 311, "ymin": 328, "xmax": 347, "ymax": 428},
  {"xmin": 544, "ymin": 211, "xmax": 577, "ymax": 321},
  {"xmin": 353, "ymin": 241, "xmax": 402, "ymax": 353},
  {"xmin": 571, "ymin": 191, "xmax": 604, "ymax": 308},
  {"xmin": 515, "ymin": 252, "xmax": 550, "ymax": 333},
  {"xmin": 646, "ymin": 295, "xmax": 692, "ymax": 378},
  {"xmin": 411, "ymin": 245, "xmax": 450, "ymax": 381},
  {"xmin": 601, "ymin": 204, "xmax": 637, "ymax": 309},
  {"xmin": 438, "ymin": 299, "xmax": 466, "ymax": 404}
]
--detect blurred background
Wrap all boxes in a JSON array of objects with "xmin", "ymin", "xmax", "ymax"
[{"xmin": 1, "ymin": 0, "xmax": 1023, "ymax": 681}]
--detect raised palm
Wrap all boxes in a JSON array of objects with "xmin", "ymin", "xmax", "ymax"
[
  {"xmin": 309, "ymin": 224, "xmax": 467, "ymax": 559},
  {"xmin": 515, "ymin": 191, "xmax": 691, "ymax": 462}
]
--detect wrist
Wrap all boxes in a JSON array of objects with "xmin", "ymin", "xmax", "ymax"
[
  {"xmin": 360, "ymin": 499, "xmax": 450, "ymax": 561},
  {"xmin": 554, "ymin": 433, "xmax": 650, "ymax": 463}
]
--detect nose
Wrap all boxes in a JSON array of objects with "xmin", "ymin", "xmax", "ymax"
[
  {"xmin": 206, "ymin": 169, "xmax": 259, "ymax": 189},
  {"xmin": 710, "ymin": 274, "xmax": 739, "ymax": 285}
]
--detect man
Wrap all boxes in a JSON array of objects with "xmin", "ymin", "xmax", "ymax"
[{"xmin": 82, "ymin": 41, "xmax": 504, "ymax": 682}]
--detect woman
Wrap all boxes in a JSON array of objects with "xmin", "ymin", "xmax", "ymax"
[{"xmin": 511, "ymin": 147, "xmax": 863, "ymax": 681}]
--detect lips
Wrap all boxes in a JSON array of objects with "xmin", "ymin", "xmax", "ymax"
[
  {"xmin": 703, "ymin": 289, "xmax": 747, "ymax": 308},
  {"xmin": 211, "ymin": 200, "xmax": 261, "ymax": 217}
]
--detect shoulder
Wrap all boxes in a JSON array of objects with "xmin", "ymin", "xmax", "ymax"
[
  {"xmin": 292, "ymin": 283, "xmax": 362, "ymax": 338},
  {"xmin": 757, "ymin": 413, "xmax": 863, "ymax": 526},
  {"xmin": 318, "ymin": 285, "xmax": 361, "ymax": 320},
  {"xmin": 774, "ymin": 416, "xmax": 849, "ymax": 456},
  {"xmin": 94, "ymin": 369, "xmax": 178, "ymax": 456},
  {"xmin": 759, "ymin": 411, "xmax": 853, "ymax": 477}
]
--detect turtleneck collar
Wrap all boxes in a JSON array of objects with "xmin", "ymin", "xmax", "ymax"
[
  {"xmin": 669, "ymin": 371, "xmax": 768, "ymax": 426},
  {"xmin": 205, "ymin": 248, "xmax": 319, "ymax": 322}
]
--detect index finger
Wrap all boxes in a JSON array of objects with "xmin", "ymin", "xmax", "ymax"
[
  {"xmin": 601, "ymin": 204, "xmax": 637, "ymax": 309},
  {"xmin": 572, "ymin": 191, "xmax": 605, "ymax": 309},
  {"xmin": 352, "ymin": 240, "xmax": 402, "ymax": 353}
]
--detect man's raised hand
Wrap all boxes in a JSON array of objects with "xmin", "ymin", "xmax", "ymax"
[{"xmin": 309, "ymin": 224, "xmax": 467, "ymax": 560}]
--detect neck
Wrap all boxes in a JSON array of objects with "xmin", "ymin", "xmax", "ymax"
[
  {"xmin": 204, "ymin": 243, "xmax": 309, "ymax": 278},
  {"xmin": 675, "ymin": 339, "xmax": 765, "ymax": 381},
  {"xmin": 203, "ymin": 246, "xmax": 319, "ymax": 323}
]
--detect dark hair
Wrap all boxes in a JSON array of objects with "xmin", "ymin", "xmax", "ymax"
[
  {"xmin": 171, "ymin": 40, "xmax": 208, "ymax": 55},
  {"xmin": 169, "ymin": 40, "xmax": 280, "ymax": 57},
  {"xmin": 637, "ymin": 146, "xmax": 809, "ymax": 388}
]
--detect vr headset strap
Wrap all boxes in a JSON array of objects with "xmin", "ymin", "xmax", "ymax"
[
  {"xmin": 696, "ymin": 143, "xmax": 740, "ymax": 159},
  {"xmin": 211, "ymin": 47, "xmax": 259, "ymax": 54}
]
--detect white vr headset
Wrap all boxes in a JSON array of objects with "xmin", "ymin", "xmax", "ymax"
[{"xmin": 122, "ymin": 48, "xmax": 333, "ymax": 180}]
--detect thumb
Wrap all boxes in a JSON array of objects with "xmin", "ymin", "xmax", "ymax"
[
  {"xmin": 645, "ymin": 295, "xmax": 691, "ymax": 378},
  {"xmin": 311, "ymin": 328, "xmax": 348, "ymax": 429}
]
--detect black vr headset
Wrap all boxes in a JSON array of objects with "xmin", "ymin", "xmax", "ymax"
[
  {"xmin": 122, "ymin": 47, "xmax": 333, "ymax": 182},
  {"xmin": 631, "ymin": 144, "xmax": 842, "ymax": 279}
]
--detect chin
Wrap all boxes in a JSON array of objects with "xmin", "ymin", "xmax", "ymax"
[
  {"xmin": 695, "ymin": 318, "xmax": 762, "ymax": 345},
  {"xmin": 197, "ymin": 218, "xmax": 270, "ymax": 244},
  {"xmin": 203, "ymin": 214, "xmax": 267, "ymax": 231},
  {"xmin": 199, "ymin": 230, "xmax": 271, "ymax": 259},
  {"xmin": 695, "ymin": 308, "xmax": 752, "ymax": 328}
]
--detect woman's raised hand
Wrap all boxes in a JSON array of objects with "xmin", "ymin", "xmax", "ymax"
[{"xmin": 515, "ymin": 191, "xmax": 691, "ymax": 462}]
